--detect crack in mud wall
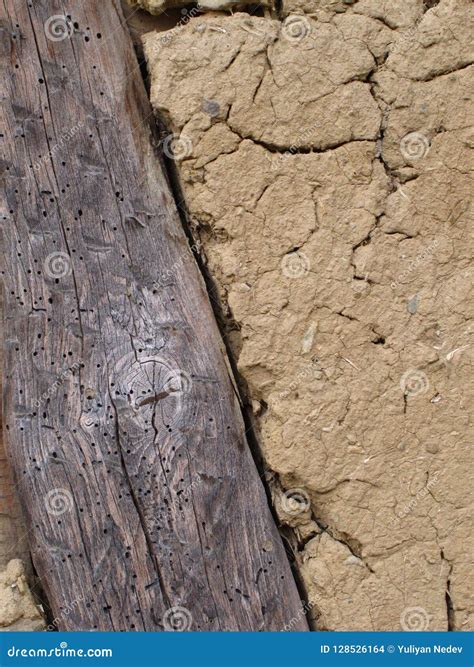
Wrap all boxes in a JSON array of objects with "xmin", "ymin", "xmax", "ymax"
[
  {"xmin": 124, "ymin": 14, "xmax": 316, "ymax": 627},
  {"xmin": 141, "ymin": 0, "xmax": 473, "ymax": 631}
]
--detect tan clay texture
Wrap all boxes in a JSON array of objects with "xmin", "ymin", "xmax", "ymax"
[
  {"xmin": 0, "ymin": 560, "xmax": 44, "ymax": 631},
  {"xmin": 143, "ymin": 0, "xmax": 473, "ymax": 631}
]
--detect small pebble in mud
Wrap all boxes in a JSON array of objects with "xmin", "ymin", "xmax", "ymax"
[
  {"xmin": 202, "ymin": 98, "xmax": 220, "ymax": 117},
  {"xmin": 407, "ymin": 294, "xmax": 418, "ymax": 314},
  {"xmin": 426, "ymin": 441, "xmax": 439, "ymax": 454}
]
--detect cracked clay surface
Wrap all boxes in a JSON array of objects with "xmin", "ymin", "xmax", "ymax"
[
  {"xmin": 142, "ymin": 0, "xmax": 473, "ymax": 630},
  {"xmin": 0, "ymin": 560, "xmax": 44, "ymax": 631}
]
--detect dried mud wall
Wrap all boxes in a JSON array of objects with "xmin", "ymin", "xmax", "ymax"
[{"xmin": 142, "ymin": 0, "xmax": 473, "ymax": 632}]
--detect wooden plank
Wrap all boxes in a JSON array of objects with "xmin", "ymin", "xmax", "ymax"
[
  {"xmin": 0, "ymin": 0, "xmax": 308, "ymax": 631},
  {"xmin": 0, "ymin": 293, "xmax": 31, "ymax": 571}
]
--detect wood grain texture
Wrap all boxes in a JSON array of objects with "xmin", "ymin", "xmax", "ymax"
[
  {"xmin": 0, "ymin": 0, "xmax": 308, "ymax": 631},
  {"xmin": 0, "ymin": 294, "xmax": 31, "ymax": 571}
]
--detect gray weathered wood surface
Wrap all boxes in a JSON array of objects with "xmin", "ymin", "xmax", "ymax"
[
  {"xmin": 0, "ymin": 293, "xmax": 32, "ymax": 572},
  {"xmin": 0, "ymin": 0, "xmax": 308, "ymax": 631}
]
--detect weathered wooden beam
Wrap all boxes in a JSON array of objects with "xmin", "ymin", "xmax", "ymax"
[
  {"xmin": 0, "ymin": 298, "xmax": 28, "ymax": 571},
  {"xmin": 0, "ymin": 1, "xmax": 308, "ymax": 631}
]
